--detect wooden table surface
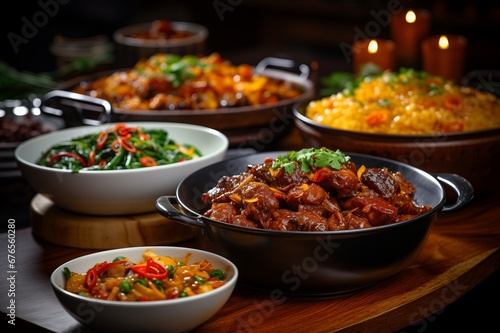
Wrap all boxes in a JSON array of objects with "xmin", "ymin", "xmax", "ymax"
[{"xmin": 1, "ymin": 127, "xmax": 499, "ymax": 332}]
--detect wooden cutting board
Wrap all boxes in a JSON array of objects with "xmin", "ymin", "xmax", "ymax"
[{"xmin": 30, "ymin": 193, "xmax": 194, "ymax": 249}]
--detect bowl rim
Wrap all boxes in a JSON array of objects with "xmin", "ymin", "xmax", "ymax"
[
  {"xmin": 14, "ymin": 121, "xmax": 229, "ymax": 174},
  {"xmin": 293, "ymin": 100, "xmax": 500, "ymax": 139},
  {"xmin": 50, "ymin": 245, "xmax": 238, "ymax": 307},
  {"xmin": 113, "ymin": 21, "xmax": 209, "ymax": 48}
]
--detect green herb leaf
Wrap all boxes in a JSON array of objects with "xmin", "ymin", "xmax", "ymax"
[{"xmin": 272, "ymin": 148, "xmax": 350, "ymax": 174}]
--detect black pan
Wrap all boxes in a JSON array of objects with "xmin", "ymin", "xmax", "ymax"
[{"xmin": 155, "ymin": 151, "xmax": 473, "ymax": 297}]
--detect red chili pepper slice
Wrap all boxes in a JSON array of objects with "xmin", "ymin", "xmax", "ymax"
[
  {"xmin": 366, "ymin": 110, "xmax": 389, "ymax": 127},
  {"xmin": 443, "ymin": 97, "xmax": 462, "ymax": 111},
  {"xmin": 140, "ymin": 156, "xmax": 157, "ymax": 167},
  {"xmin": 88, "ymin": 151, "xmax": 96, "ymax": 166},
  {"xmin": 131, "ymin": 258, "xmax": 168, "ymax": 279},
  {"xmin": 48, "ymin": 152, "xmax": 87, "ymax": 167},
  {"xmin": 85, "ymin": 268, "xmax": 98, "ymax": 290},
  {"xmin": 120, "ymin": 139, "xmax": 137, "ymax": 153},
  {"xmin": 96, "ymin": 131, "xmax": 108, "ymax": 150},
  {"xmin": 114, "ymin": 124, "xmax": 138, "ymax": 137},
  {"xmin": 119, "ymin": 133, "xmax": 132, "ymax": 141},
  {"xmin": 94, "ymin": 261, "xmax": 110, "ymax": 275},
  {"xmin": 111, "ymin": 139, "xmax": 121, "ymax": 152},
  {"xmin": 146, "ymin": 259, "xmax": 167, "ymax": 279},
  {"xmin": 167, "ymin": 290, "xmax": 179, "ymax": 299},
  {"xmin": 311, "ymin": 168, "xmax": 330, "ymax": 183},
  {"xmin": 443, "ymin": 120, "xmax": 464, "ymax": 133},
  {"xmin": 85, "ymin": 261, "xmax": 112, "ymax": 291},
  {"xmin": 113, "ymin": 123, "xmax": 127, "ymax": 135}
]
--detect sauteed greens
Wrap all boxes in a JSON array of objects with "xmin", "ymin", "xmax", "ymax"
[{"xmin": 36, "ymin": 123, "xmax": 202, "ymax": 172}]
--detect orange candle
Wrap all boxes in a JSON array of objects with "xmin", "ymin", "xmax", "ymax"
[
  {"xmin": 352, "ymin": 39, "xmax": 396, "ymax": 75},
  {"xmin": 390, "ymin": 9, "xmax": 431, "ymax": 68},
  {"xmin": 422, "ymin": 34, "xmax": 468, "ymax": 82}
]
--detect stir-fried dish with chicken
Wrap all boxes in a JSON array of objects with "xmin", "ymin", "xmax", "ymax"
[
  {"xmin": 63, "ymin": 249, "xmax": 227, "ymax": 301},
  {"xmin": 72, "ymin": 53, "xmax": 306, "ymax": 111},
  {"xmin": 202, "ymin": 148, "xmax": 432, "ymax": 231}
]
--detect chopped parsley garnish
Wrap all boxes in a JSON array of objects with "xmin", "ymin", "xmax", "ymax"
[
  {"xmin": 142, "ymin": 54, "xmax": 212, "ymax": 87},
  {"xmin": 272, "ymin": 148, "xmax": 351, "ymax": 174}
]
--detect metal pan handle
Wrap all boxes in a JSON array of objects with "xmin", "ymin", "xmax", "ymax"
[
  {"xmin": 434, "ymin": 173, "xmax": 474, "ymax": 213},
  {"xmin": 155, "ymin": 195, "xmax": 213, "ymax": 239},
  {"xmin": 255, "ymin": 57, "xmax": 311, "ymax": 80},
  {"xmin": 41, "ymin": 90, "xmax": 112, "ymax": 126}
]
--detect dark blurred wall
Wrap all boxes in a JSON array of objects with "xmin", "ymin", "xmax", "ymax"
[
  {"xmin": 1, "ymin": 0, "xmax": 499, "ymax": 74},
  {"xmin": 0, "ymin": 0, "xmax": 139, "ymax": 72}
]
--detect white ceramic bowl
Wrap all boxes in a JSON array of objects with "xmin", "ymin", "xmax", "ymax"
[
  {"xmin": 50, "ymin": 246, "xmax": 238, "ymax": 333},
  {"xmin": 15, "ymin": 122, "xmax": 228, "ymax": 215}
]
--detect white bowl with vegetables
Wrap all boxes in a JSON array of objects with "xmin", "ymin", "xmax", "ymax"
[
  {"xmin": 50, "ymin": 246, "xmax": 238, "ymax": 333},
  {"xmin": 15, "ymin": 122, "xmax": 228, "ymax": 215}
]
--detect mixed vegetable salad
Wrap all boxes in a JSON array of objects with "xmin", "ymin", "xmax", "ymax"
[{"xmin": 36, "ymin": 123, "xmax": 202, "ymax": 171}]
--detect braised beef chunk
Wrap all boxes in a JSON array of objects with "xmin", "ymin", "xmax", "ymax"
[
  {"xmin": 342, "ymin": 196, "xmax": 398, "ymax": 226},
  {"xmin": 391, "ymin": 192, "xmax": 432, "ymax": 215},
  {"xmin": 342, "ymin": 210, "xmax": 372, "ymax": 229},
  {"xmin": 391, "ymin": 171, "xmax": 416, "ymax": 196},
  {"xmin": 327, "ymin": 210, "xmax": 348, "ymax": 231},
  {"xmin": 286, "ymin": 183, "xmax": 329, "ymax": 209},
  {"xmin": 203, "ymin": 172, "xmax": 253, "ymax": 203},
  {"xmin": 202, "ymin": 153, "xmax": 432, "ymax": 231},
  {"xmin": 269, "ymin": 209, "xmax": 329, "ymax": 231},
  {"xmin": 230, "ymin": 214, "xmax": 260, "ymax": 228},
  {"xmin": 239, "ymin": 182, "xmax": 280, "ymax": 229},
  {"xmin": 206, "ymin": 202, "xmax": 237, "ymax": 222},
  {"xmin": 361, "ymin": 167, "xmax": 400, "ymax": 201},
  {"xmin": 262, "ymin": 162, "xmax": 310, "ymax": 192},
  {"xmin": 316, "ymin": 168, "xmax": 362, "ymax": 198}
]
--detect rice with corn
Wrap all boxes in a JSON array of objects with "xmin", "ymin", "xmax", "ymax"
[{"xmin": 306, "ymin": 69, "xmax": 500, "ymax": 134}]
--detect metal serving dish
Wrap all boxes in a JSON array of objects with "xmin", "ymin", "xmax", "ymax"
[
  {"xmin": 155, "ymin": 151, "xmax": 473, "ymax": 297},
  {"xmin": 41, "ymin": 57, "xmax": 315, "ymax": 147}
]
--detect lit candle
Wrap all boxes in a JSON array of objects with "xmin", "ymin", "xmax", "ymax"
[
  {"xmin": 390, "ymin": 9, "xmax": 431, "ymax": 68},
  {"xmin": 421, "ymin": 34, "xmax": 468, "ymax": 82},
  {"xmin": 352, "ymin": 39, "xmax": 396, "ymax": 75}
]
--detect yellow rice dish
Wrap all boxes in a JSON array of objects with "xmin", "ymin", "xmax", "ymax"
[{"xmin": 306, "ymin": 69, "xmax": 500, "ymax": 134}]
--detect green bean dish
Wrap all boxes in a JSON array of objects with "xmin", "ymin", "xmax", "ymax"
[{"xmin": 36, "ymin": 123, "xmax": 202, "ymax": 172}]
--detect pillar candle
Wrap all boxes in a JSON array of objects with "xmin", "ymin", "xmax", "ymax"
[
  {"xmin": 390, "ymin": 9, "xmax": 431, "ymax": 68},
  {"xmin": 352, "ymin": 39, "xmax": 396, "ymax": 75},
  {"xmin": 421, "ymin": 34, "xmax": 468, "ymax": 82}
]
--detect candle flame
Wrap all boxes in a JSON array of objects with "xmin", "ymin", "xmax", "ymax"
[
  {"xmin": 405, "ymin": 10, "xmax": 416, "ymax": 23},
  {"xmin": 438, "ymin": 35, "xmax": 449, "ymax": 50},
  {"xmin": 368, "ymin": 40, "xmax": 378, "ymax": 54}
]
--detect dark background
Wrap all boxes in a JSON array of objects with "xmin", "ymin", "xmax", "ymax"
[{"xmin": 1, "ymin": 0, "xmax": 500, "ymax": 78}]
